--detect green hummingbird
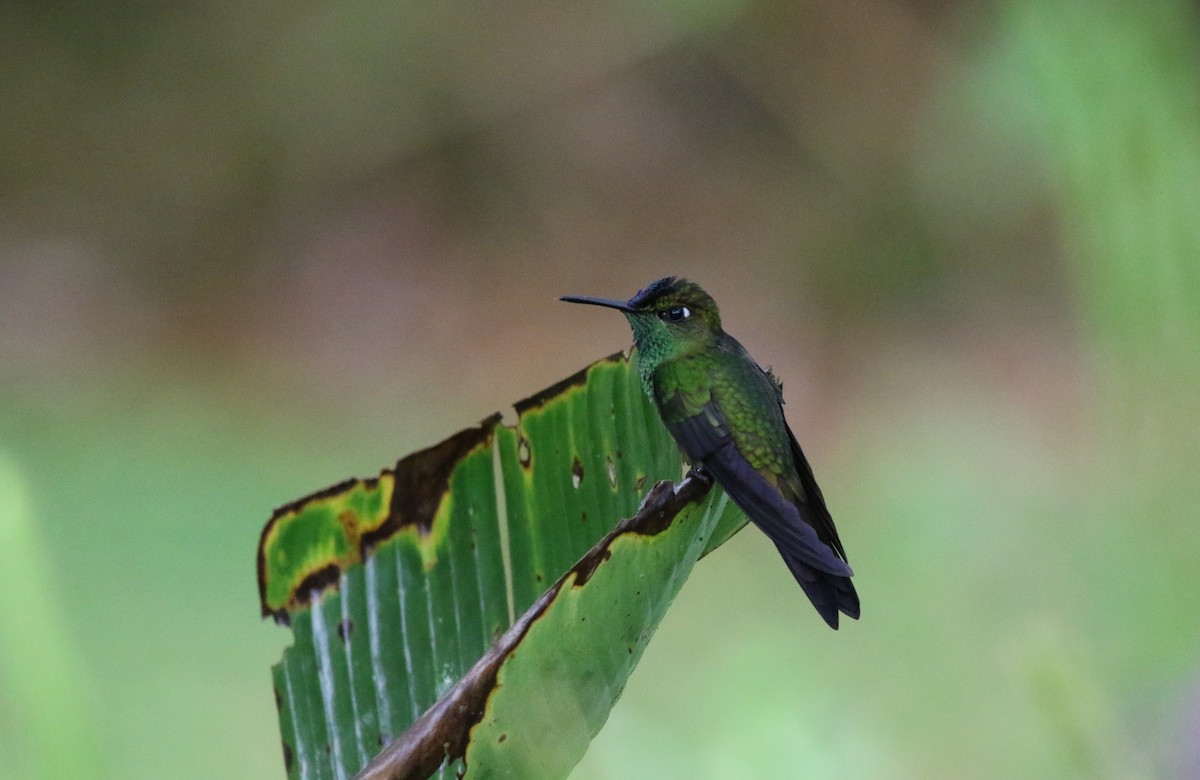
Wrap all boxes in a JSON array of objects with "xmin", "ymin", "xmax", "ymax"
[{"xmin": 561, "ymin": 276, "xmax": 859, "ymax": 628}]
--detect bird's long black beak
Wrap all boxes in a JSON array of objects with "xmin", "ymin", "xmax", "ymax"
[{"xmin": 559, "ymin": 295, "xmax": 632, "ymax": 312}]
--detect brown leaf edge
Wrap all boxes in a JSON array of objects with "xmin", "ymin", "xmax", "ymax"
[
  {"xmin": 257, "ymin": 351, "xmax": 626, "ymax": 623},
  {"xmin": 352, "ymin": 471, "xmax": 714, "ymax": 780},
  {"xmin": 256, "ymin": 414, "xmax": 502, "ymax": 622}
]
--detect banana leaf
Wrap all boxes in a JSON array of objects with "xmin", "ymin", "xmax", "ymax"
[{"xmin": 257, "ymin": 353, "xmax": 746, "ymax": 779}]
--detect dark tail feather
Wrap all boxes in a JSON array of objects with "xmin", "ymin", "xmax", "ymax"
[{"xmin": 777, "ymin": 545, "xmax": 860, "ymax": 629}]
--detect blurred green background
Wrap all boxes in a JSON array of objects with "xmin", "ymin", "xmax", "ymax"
[{"xmin": 2, "ymin": 1, "xmax": 1198, "ymax": 778}]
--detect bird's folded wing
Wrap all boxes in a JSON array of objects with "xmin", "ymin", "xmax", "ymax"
[
  {"xmin": 664, "ymin": 406, "xmax": 852, "ymax": 578},
  {"xmin": 786, "ymin": 425, "xmax": 849, "ymax": 561}
]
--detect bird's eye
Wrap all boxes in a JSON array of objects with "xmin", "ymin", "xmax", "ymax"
[{"xmin": 661, "ymin": 306, "xmax": 690, "ymax": 322}]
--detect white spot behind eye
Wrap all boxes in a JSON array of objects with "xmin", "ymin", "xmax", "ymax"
[{"xmin": 682, "ymin": 306, "xmax": 691, "ymax": 318}]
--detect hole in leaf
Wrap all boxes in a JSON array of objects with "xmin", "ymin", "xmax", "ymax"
[{"xmin": 518, "ymin": 436, "xmax": 531, "ymax": 469}]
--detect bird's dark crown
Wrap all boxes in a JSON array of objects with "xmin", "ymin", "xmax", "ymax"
[{"xmin": 627, "ymin": 276, "xmax": 721, "ymax": 327}]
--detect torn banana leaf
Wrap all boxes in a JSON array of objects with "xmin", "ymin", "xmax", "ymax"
[{"xmin": 258, "ymin": 353, "xmax": 746, "ymax": 780}]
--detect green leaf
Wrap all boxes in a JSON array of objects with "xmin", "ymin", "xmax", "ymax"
[{"xmin": 257, "ymin": 353, "xmax": 744, "ymax": 779}]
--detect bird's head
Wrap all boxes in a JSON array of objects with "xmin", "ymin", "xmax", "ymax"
[{"xmin": 561, "ymin": 276, "xmax": 722, "ymax": 360}]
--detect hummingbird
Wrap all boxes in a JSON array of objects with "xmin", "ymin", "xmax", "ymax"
[{"xmin": 561, "ymin": 276, "xmax": 859, "ymax": 628}]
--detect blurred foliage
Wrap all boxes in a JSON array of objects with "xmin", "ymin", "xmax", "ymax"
[
  {"xmin": 1, "ymin": 0, "xmax": 1198, "ymax": 778},
  {"xmin": 0, "ymin": 452, "xmax": 102, "ymax": 779}
]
